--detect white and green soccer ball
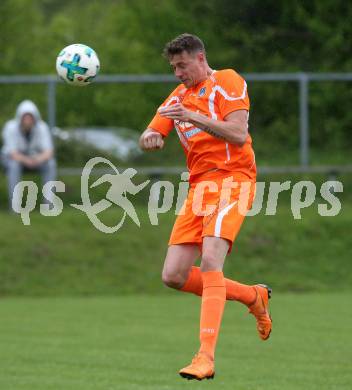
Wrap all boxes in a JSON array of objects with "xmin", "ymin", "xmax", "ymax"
[{"xmin": 56, "ymin": 44, "xmax": 100, "ymax": 86}]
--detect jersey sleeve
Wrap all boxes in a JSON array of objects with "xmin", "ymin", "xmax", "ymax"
[
  {"xmin": 216, "ymin": 70, "xmax": 250, "ymax": 118},
  {"xmin": 147, "ymin": 86, "xmax": 182, "ymax": 137}
]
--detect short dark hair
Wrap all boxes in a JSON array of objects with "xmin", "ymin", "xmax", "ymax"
[{"xmin": 163, "ymin": 33, "xmax": 205, "ymax": 59}]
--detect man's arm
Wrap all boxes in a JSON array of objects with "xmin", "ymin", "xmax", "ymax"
[
  {"xmin": 139, "ymin": 128, "xmax": 164, "ymax": 151},
  {"xmin": 10, "ymin": 151, "xmax": 36, "ymax": 167},
  {"xmin": 32, "ymin": 149, "xmax": 53, "ymax": 164},
  {"xmin": 158, "ymin": 104, "xmax": 248, "ymax": 146},
  {"xmin": 10, "ymin": 149, "xmax": 53, "ymax": 167},
  {"xmin": 33, "ymin": 123, "xmax": 54, "ymax": 164},
  {"xmin": 1, "ymin": 123, "xmax": 33, "ymax": 165}
]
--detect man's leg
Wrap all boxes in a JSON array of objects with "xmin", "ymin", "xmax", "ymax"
[
  {"xmin": 164, "ymin": 243, "xmax": 255, "ymax": 304},
  {"xmin": 162, "ymin": 244, "xmax": 200, "ymax": 289},
  {"xmin": 179, "ymin": 236, "xmax": 228, "ymax": 380},
  {"xmin": 178, "ymin": 177, "xmax": 272, "ymax": 342},
  {"xmin": 179, "ymin": 261, "xmax": 272, "ymax": 342},
  {"xmin": 181, "ymin": 266, "xmax": 256, "ymax": 304},
  {"xmin": 39, "ymin": 158, "xmax": 57, "ymax": 184},
  {"xmin": 198, "ymin": 237, "xmax": 227, "ymax": 357},
  {"xmin": 4, "ymin": 158, "xmax": 23, "ymax": 211},
  {"xmin": 39, "ymin": 158, "xmax": 57, "ymax": 204}
]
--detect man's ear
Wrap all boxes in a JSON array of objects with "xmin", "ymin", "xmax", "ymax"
[{"xmin": 197, "ymin": 51, "xmax": 205, "ymax": 63}]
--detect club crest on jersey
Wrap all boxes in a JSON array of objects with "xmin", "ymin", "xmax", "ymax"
[{"xmin": 199, "ymin": 87, "xmax": 206, "ymax": 97}]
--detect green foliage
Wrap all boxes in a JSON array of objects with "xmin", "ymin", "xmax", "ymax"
[{"xmin": 0, "ymin": 1, "xmax": 351, "ymax": 164}]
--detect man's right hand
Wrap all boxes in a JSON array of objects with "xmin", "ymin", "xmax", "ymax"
[
  {"xmin": 10, "ymin": 151, "xmax": 36, "ymax": 168},
  {"xmin": 22, "ymin": 156, "xmax": 38, "ymax": 168},
  {"xmin": 139, "ymin": 130, "xmax": 164, "ymax": 151}
]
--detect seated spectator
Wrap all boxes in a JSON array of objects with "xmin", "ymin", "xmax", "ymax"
[{"xmin": 1, "ymin": 100, "xmax": 56, "ymax": 210}]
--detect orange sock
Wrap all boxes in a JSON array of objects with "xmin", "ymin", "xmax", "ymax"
[
  {"xmin": 181, "ymin": 266, "xmax": 256, "ymax": 306},
  {"xmin": 181, "ymin": 266, "xmax": 203, "ymax": 295},
  {"xmin": 199, "ymin": 271, "xmax": 226, "ymax": 359}
]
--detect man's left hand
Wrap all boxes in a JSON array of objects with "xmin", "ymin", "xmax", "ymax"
[{"xmin": 158, "ymin": 103, "xmax": 194, "ymax": 122}]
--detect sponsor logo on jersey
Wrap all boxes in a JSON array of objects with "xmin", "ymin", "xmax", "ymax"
[
  {"xmin": 184, "ymin": 127, "xmax": 202, "ymax": 139},
  {"xmin": 199, "ymin": 87, "xmax": 206, "ymax": 97}
]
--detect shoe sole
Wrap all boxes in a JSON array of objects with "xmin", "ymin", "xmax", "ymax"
[{"xmin": 179, "ymin": 372, "xmax": 215, "ymax": 381}]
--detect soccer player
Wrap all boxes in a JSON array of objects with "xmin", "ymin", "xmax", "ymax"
[{"xmin": 139, "ymin": 33, "xmax": 272, "ymax": 381}]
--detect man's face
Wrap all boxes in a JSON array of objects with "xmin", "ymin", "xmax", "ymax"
[
  {"xmin": 21, "ymin": 113, "xmax": 35, "ymax": 132},
  {"xmin": 169, "ymin": 50, "xmax": 205, "ymax": 88}
]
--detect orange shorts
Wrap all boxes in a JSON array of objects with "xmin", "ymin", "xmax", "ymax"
[{"xmin": 169, "ymin": 171, "xmax": 255, "ymax": 251}]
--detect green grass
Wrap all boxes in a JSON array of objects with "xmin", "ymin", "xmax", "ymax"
[
  {"xmin": 0, "ymin": 198, "xmax": 351, "ymax": 296},
  {"xmin": 0, "ymin": 293, "xmax": 351, "ymax": 389}
]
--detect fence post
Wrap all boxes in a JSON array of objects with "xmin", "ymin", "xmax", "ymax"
[
  {"xmin": 299, "ymin": 73, "xmax": 309, "ymax": 167},
  {"xmin": 47, "ymin": 79, "xmax": 56, "ymax": 131}
]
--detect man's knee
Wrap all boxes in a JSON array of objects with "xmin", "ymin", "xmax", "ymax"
[
  {"xmin": 41, "ymin": 158, "xmax": 56, "ymax": 171},
  {"xmin": 161, "ymin": 244, "xmax": 199, "ymax": 289},
  {"xmin": 161, "ymin": 269, "xmax": 186, "ymax": 289},
  {"xmin": 39, "ymin": 158, "xmax": 57, "ymax": 182},
  {"xmin": 5, "ymin": 158, "xmax": 22, "ymax": 173}
]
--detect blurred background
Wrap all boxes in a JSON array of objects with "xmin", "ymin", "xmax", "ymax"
[
  {"xmin": 0, "ymin": 0, "xmax": 351, "ymax": 293},
  {"xmin": 0, "ymin": 2, "xmax": 351, "ymax": 388},
  {"xmin": 0, "ymin": 0, "xmax": 351, "ymax": 291}
]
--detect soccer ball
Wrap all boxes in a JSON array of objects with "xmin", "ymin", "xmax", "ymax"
[{"xmin": 56, "ymin": 44, "xmax": 100, "ymax": 86}]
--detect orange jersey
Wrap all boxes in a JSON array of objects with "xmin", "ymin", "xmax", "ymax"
[{"xmin": 148, "ymin": 69, "xmax": 256, "ymax": 182}]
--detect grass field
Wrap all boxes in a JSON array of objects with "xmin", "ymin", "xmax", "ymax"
[
  {"xmin": 0, "ymin": 199, "xmax": 351, "ymax": 296},
  {"xmin": 0, "ymin": 293, "xmax": 351, "ymax": 390}
]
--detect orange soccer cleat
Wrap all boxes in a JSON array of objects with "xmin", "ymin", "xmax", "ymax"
[
  {"xmin": 179, "ymin": 353, "xmax": 215, "ymax": 381},
  {"xmin": 248, "ymin": 284, "xmax": 272, "ymax": 340}
]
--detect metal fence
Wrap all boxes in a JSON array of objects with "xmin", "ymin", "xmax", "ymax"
[{"xmin": 1, "ymin": 73, "xmax": 352, "ymax": 174}]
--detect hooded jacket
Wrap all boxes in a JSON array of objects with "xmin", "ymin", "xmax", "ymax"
[{"xmin": 2, "ymin": 100, "xmax": 53, "ymax": 157}]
